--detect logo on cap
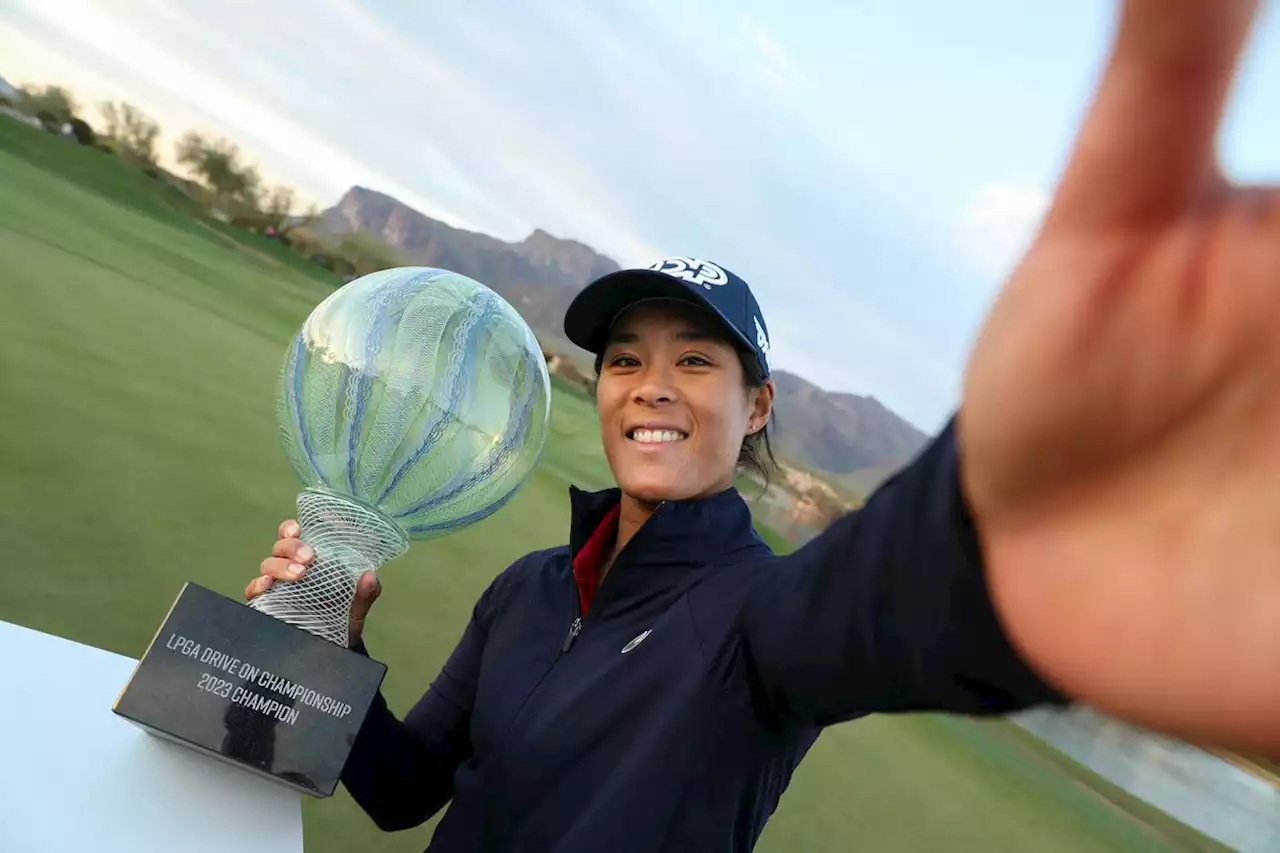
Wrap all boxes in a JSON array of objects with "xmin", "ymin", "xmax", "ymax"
[
  {"xmin": 754, "ymin": 316, "xmax": 770, "ymax": 366},
  {"xmin": 647, "ymin": 257, "xmax": 729, "ymax": 290}
]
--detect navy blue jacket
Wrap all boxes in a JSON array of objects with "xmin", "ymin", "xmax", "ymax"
[{"xmin": 341, "ymin": 420, "xmax": 1067, "ymax": 851}]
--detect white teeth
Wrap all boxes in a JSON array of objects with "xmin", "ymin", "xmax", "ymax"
[{"xmin": 631, "ymin": 429, "xmax": 686, "ymax": 444}]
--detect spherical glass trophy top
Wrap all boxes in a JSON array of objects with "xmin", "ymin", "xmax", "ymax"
[{"xmin": 251, "ymin": 267, "xmax": 552, "ymax": 643}]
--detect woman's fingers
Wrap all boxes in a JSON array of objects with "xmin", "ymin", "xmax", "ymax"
[
  {"xmin": 1043, "ymin": 0, "xmax": 1259, "ymax": 232},
  {"xmin": 246, "ymin": 554, "xmax": 308, "ymax": 602},
  {"xmin": 246, "ymin": 521, "xmax": 312, "ymax": 602},
  {"xmin": 271, "ymin": 536, "xmax": 314, "ymax": 565},
  {"xmin": 244, "ymin": 573, "xmax": 273, "ymax": 601}
]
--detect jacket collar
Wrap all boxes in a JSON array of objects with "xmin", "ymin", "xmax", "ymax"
[{"xmin": 567, "ymin": 485, "xmax": 769, "ymax": 569}]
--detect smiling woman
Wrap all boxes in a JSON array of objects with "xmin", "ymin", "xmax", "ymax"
[
  {"xmin": 248, "ymin": 254, "xmax": 1073, "ymax": 852},
  {"xmin": 568, "ymin": 258, "xmax": 780, "ymax": 572}
]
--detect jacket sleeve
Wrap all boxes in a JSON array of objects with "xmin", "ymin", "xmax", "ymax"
[
  {"xmin": 739, "ymin": 416, "xmax": 1069, "ymax": 728},
  {"xmin": 339, "ymin": 592, "xmax": 488, "ymax": 831}
]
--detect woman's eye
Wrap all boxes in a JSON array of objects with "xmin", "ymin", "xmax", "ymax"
[
  {"xmin": 609, "ymin": 355, "xmax": 640, "ymax": 368},
  {"xmin": 679, "ymin": 354, "xmax": 711, "ymax": 367}
]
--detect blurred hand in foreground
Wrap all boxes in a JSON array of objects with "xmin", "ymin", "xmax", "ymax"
[{"xmin": 961, "ymin": 0, "xmax": 1279, "ymax": 755}]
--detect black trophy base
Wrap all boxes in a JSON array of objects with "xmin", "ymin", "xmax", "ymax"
[{"xmin": 113, "ymin": 582, "xmax": 387, "ymax": 798}]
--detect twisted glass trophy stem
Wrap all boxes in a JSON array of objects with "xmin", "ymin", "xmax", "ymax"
[{"xmin": 249, "ymin": 488, "xmax": 409, "ymax": 646}]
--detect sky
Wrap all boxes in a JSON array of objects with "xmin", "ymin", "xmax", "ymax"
[{"xmin": 2, "ymin": 1, "xmax": 1277, "ymax": 431}]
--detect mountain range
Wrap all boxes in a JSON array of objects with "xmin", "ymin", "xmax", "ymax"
[{"xmin": 312, "ymin": 186, "xmax": 928, "ymax": 496}]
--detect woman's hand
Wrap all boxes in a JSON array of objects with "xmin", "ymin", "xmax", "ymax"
[
  {"xmin": 245, "ymin": 518, "xmax": 383, "ymax": 648},
  {"xmin": 960, "ymin": 0, "xmax": 1279, "ymax": 755}
]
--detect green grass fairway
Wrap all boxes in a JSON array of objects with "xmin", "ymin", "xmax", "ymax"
[{"xmin": 0, "ymin": 118, "xmax": 1230, "ymax": 853}]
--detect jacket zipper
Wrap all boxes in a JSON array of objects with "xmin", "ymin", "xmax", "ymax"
[
  {"xmin": 561, "ymin": 617, "xmax": 582, "ymax": 652},
  {"xmin": 491, "ymin": 500, "xmax": 673, "ymax": 767},
  {"xmin": 560, "ymin": 500, "xmax": 667, "ymax": 655}
]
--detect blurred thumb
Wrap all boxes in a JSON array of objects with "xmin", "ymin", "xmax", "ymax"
[{"xmin": 348, "ymin": 571, "xmax": 381, "ymax": 645}]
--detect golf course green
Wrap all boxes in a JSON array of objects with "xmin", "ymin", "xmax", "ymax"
[{"xmin": 0, "ymin": 117, "xmax": 1230, "ymax": 853}]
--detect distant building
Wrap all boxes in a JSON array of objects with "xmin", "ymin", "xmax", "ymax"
[
  {"xmin": 0, "ymin": 74, "xmax": 19, "ymax": 103},
  {"xmin": 542, "ymin": 347, "xmax": 597, "ymax": 396}
]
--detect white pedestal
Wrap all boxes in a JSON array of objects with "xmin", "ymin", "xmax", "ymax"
[{"xmin": 0, "ymin": 619, "xmax": 304, "ymax": 853}]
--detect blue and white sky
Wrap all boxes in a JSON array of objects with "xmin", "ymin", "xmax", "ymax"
[{"xmin": 3, "ymin": 1, "xmax": 1277, "ymax": 430}]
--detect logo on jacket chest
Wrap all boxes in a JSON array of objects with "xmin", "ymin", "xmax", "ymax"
[{"xmin": 621, "ymin": 629, "xmax": 652, "ymax": 654}]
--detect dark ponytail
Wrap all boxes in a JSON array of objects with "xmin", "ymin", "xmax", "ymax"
[{"xmin": 736, "ymin": 348, "xmax": 778, "ymax": 487}]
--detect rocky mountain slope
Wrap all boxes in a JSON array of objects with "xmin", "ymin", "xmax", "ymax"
[{"xmin": 314, "ymin": 186, "xmax": 929, "ymax": 493}]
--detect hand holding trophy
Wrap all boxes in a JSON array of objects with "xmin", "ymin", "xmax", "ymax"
[{"xmin": 115, "ymin": 267, "xmax": 551, "ymax": 797}]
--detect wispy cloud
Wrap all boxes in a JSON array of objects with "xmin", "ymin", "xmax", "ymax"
[
  {"xmin": 957, "ymin": 183, "xmax": 1050, "ymax": 287},
  {"xmin": 738, "ymin": 13, "xmax": 811, "ymax": 96}
]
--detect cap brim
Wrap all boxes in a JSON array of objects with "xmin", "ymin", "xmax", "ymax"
[{"xmin": 563, "ymin": 269, "xmax": 753, "ymax": 356}]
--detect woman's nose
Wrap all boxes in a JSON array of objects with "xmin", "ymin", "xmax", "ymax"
[{"xmin": 632, "ymin": 365, "xmax": 678, "ymax": 406}]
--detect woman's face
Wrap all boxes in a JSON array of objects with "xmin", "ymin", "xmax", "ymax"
[{"xmin": 596, "ymin": 300, "xmax": 774, "ymax": 504}]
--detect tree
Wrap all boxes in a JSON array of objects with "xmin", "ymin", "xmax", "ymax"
[
  {"xmin": 261, "ymin": 185, "xmax": 295, "ymax": 230},
  {"xmin": 174, "ymin": 130, "xmax": 261, "ymax": 211},
  {"xmin": 67, "ymin": 117, "xmax": 96, "ymax": 146},
  {"xmin": 336, "ymin": 231, "xmax": 400, "ymax": 277},
  {"xmin": 99, "ymin": 101, "xmax": 160, "ymax": 165},
  {"xmin": 19, "ymin": 84, "xmax": 77, "ymax": 125},
  {"xmin": 286, "ymin": 201, "xmax": 323, "ymax": 235}
]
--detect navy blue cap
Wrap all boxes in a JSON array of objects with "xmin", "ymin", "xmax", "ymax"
[{"xmin": 563, "ymin": 256, "xmax": 772, "ymax": 377}]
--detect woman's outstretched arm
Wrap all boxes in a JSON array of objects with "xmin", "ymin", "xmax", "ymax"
[{"xmin": 742, "ymin": 0, "xmax": 1280, "ymax": 757}]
